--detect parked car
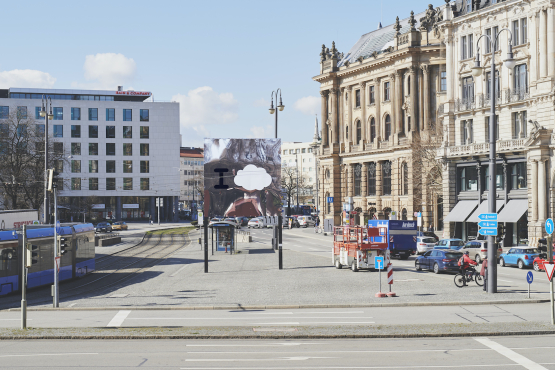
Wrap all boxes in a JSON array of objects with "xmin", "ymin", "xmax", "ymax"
[
  {"xmin": 94, "ymin": 222, "xmax": 112, "ymax": 233},
  {"xmin": 235, "ymin": 216, "xmax": 249, "ymax": 226},
  {"xmin": 111, "ymin": 221, "xmax": 128, "ymax": 231},
  {"xmin": 434, "ymin": 238, "xmax": 465, "ymax": 250},
  {"xmin": 417, "ymin": 231, "xmax": 439, "ymax": 242},
  {"xmin": 297, "ymin": 215, "xmax": 312, "ymax": 228},
  {"xmin": 460, "ymin": 240, "xmax": 502, "ymax": 263},
  {"xmin": 224, "ymin": 218, "xmax": 241, "ymax": 229},
  {"xmin": 248, "ymin": 217, "xmax": 265, "ymax": 228},
  {"xmin": 499, "ymin": 248, "xmax": 540, "ymax": 269},
  {"xmin": 283, "ymin": 216, "xmax": 300, "ymax": 228},
  {"xmin": 415, "ymin": 249, "xmax": 463, "ymax": 274},
  {"xmin": 416, "ymin": 237, "xmax": 437, "ymax": 254},
  {"xmin": 208, "ymin": 218, "xmax": 222, "ymax": 228}
]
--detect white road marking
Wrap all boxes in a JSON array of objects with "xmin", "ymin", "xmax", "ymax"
[
  {"xmin": 106, "ymin": 310, "xmax": 131, "ymax": 327},
  {"xmin": 185, "ymin": 343, "xmax": 320, "ymax": 347},
  {"xmin": 0, "ymin": 319, "xmax": 32, "ymax": 321},
  {"xmin": 126, "ymin": 317, "xmax": 371, "ymax": 320},
  {"xmin": 0, "ymin": 353, "xmax": 97, "ymax": 358},
  {"xmin": 474, "ymin": 337, "xmax": 548, "ymax": 370},
  {"xmin": 184, "ymin": 356, "xmax": 337, "ymax": 362},
  {"xmin": 170, "ymin": 265, "xmax": 188, "ymax": 277},
  {"xmin": 497, "ymin": 279, "xmax": 514, "ymax": 282},
  {"xmin": 68, "ymin": 303, "xmax": 76, "ymax": 307}
]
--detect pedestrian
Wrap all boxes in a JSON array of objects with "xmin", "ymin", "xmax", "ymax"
[
  {"xmin": 429, "ymin": 224, "xmax": 434, "ymax": 233},
  {"xmin": 480, "ymin": 257, "xmax": 488, "ymax": 291},
  {"xmin": 149, "ymin": 215, "xmax": 153, "ymax": 225}
]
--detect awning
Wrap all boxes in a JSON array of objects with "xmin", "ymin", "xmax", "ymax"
[
  {"xmin": 443, "ymin": 200, "xmax": 479, "ymax": 223},
  {"xmin": 496, "ymin": 199, "xmax": 528, "ymax": 223},
  {"xmin": 467, "ymin": 200, "xmax": 504, "ymax": 223}
]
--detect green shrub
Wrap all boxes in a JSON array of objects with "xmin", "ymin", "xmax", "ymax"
[{"xmin": 191, "ymin": 221, "xmax": 198, "ymax": 226}]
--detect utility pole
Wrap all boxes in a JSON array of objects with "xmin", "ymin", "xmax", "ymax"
[{"xmin": 21, "ymin": 224, "xmax": 27, "ymax": 329}]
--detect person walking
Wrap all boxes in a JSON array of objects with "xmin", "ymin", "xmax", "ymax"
[{"xmin": 480, "ymin": 257, "xmax": 488, "ymax": 291}]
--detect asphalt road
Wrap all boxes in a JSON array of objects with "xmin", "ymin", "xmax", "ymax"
[{"xmin": 1, "ymin": 335, "xmax": 554, "ymax": 369}]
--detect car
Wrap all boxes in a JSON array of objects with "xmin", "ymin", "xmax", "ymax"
[
  {"xmin": 283, "ymin": 216, "xmax": 300, "ymax": 228},
  {"xmin": 297, "ymin": 215, "xmax": 312, "ymax": 228},
  {"xmin": 499, "ymin": 248, "xmax": 541, "ymax": 269},
  {"xmin": 208, "ymin": 218, "xmax": 222, "ymax": 228},
  {"xmin": 94, "ymin": 222, "xmax": 112, "ymax": 233},
  {"xmin": 460, "ymin": 240, "xmax": 503, "ymax": 263},
  {"xmin": 248, "ymin": 217, "xmax": 265, "ymax": 228},
  {"xmin": 416, "ymin": 237, "xmax": 437, "ymax": 254},
  {"xmin": 111, "ymin": 221, "xmax": 128, "ymax": 231},
  {"xmin": 235, "ymin": 216, "xmax": 249, "ymax": 226},
  {"xmin": 434, "ymin": 238, "xmax": 465, "ymax": 250},
  {"xmin": 533, "ymin": 252, "xmax": 555, "ymax": 271},
  {"xmin": 224, "ymin": 217, "xmax": 241, "ymax": 229},
  {"xmin": 417, "ymin": 231, "xmax": 439, "ymax": 242},
  {"xmin": 415, "ymin": 249, "xmax": 463, "ymax": 274}
]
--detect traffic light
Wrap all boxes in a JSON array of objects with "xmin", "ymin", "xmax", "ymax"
[
  {"xmin": 47, "ymin": 169, "xmax": 60, "ymax": 191},
  {"xmin": 25, "ymin": 243, "xmax": 38, "ymax": 267},
  {"xmin": 57, "ymin": 236, "xmax": 70, "ymax": 255}
]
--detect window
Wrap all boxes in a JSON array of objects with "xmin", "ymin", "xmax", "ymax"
[
  {"xmin": 356, "ymin": 120, "xmax": 361, "ymax": 143},
  {"xmin": 138, "ymin": 143, "xmax": 149, "ymax": 156},
  {"xmin": 403, "ymin": 162, "xmax": 409, "ymax": 195},
  {"xmin": 140, "ymin": 109, "xmax": 149, "ymax": 122},
  {"xmin": 289, "ymin": 149, "xmax": 293, "ymax": 154},
  {"xmin": 457, "ymin": 166, "xmax": 478, "ymax": 191},
  {"xmin": 510, "ymin": 162, "xmax": 527, "ymax": 190},
  {"xmin": 354, "ymin": 164, "xmax": 362, "ymax": 196},
  {"xmin": 89, "ymin": 143, "xmax": 98, "ymax": 155},
  {"xmin": 308, "ymin": 148, "xmax": 312, "ymax": 153},
  {"xmin": 106, "ymin": 143, "xmax": 115, "ymax": 156},
  {"xmin": 106, "ymin": 178, "xmax": 116, "ymax": 190},
  {"xmin": 384, "ymin": 115, "xmax": 391, "ymax": 141},
  {"xmin": 485, "ymin": 28, "xmax": 492, "ymax": 53},
  {"xmin": 88, "ymin": 108, "xmax": 98, "ymax": 121},
  {"xmin": 326, "ymin": 192, "xmax": 331, "ymax": 213},
  {"xmin": 345, "ymin": 125, "xmax": 349, "ymax": 139},
  {"xmin": 468, "ymin": 34, "xmax": 473, "ymax": 58},
  {"xmin": 407, "ymin": 76, "xmax": 411, "ymax": 95},
  {"xmin": 123, "ymin": 160, "xmax": 133, "ymax": 173},
  {"xmin": 484, "ymin": 164, "xmax": 504, "ymax": 190},
  {"xmin": 71, "ymin": 143, "xmax": 81, "ymax": 155},
  {"xmin": 71, "ymin": 125, "xmax": 81, "ymax": 138},
  {"xmin": 71, "ymin": 107, "xmax": 81, "ymax": 120},
  {"xmin": 106, "ymin": 108, "xmax": 115, "ymax": 121},
  {"xmin": 35, "ymin": 106, "xmax": 42, "ymax": 119},
  {"xmin": 89, "ymin": 160, "xmax": 98, "ymax": 173},
  {"xmin": 462, "ymin": 119, "xmax": 473, "ymax": 144},
  {"xmin": 466, "ymin": 0, "xmax": 471, "ymax": 12},
  {"xmin": 462, "ymin": 77, "xmax": 474, "ymax": 102},
  {"xmin": 53, "ymin": 142, "xmax": 63, "ymax": 155},
  {"xmin": 140, "ymin": 178, "xmax": 149, "ymax": 190},
  {"xmin": 106, "ymin": 160, "xmax": 116, "ymax": 173},
  {"xmin": 283, "ymin": 150, "xmax": 286, "ymax": 155},
  {"xmin": 514, "ymin": 64, "xmax": 527, "ymax": 95},
  {"xmin": 123, "ymin": 178, "xmax": 133, "ymax": 190},
  {"xmin": 512, "ymin": 18, "xmax": 527, "ymax": 46},
  {"xmin": 384, "ymin": 82, "xmax": 390, "ymax": 101},
  {"xmin": 486, "ymin": 115, "xmax": 499, "ymax": 141},
  {"xmin": 89, "ymin": 178, "xmax": 98, "ymax": 190},
  {"xmin": 71, "ymin": 160, "xmax": 81, "ymax": 173},
  {"xmin": 140, "ymin": 160, "xmax": 149, "ymax": 173},
  {"xmin": 53, "ymin": 107, "xmax": 63, "ymax": 120},
  {"xmin": 123, "ymin": 143, "xmax": 132, "ymax": 156},
  {"xmin": 54, "ymin": 159, "xmax": 63, "ymax": 173},
  {"xmin": 71, "ymin": 178, "xmax": 81, "ymax": 190},
  {"xmin": 461, "ymin": 36, "xmax": 467, "ymax": 59},
  {"xmin": 382, "ymin": 161, "xmax": 391, "ymax": 195},
  {"xmin": 440, "ymin": 71, "xmax": 447, "ymax": 91},
  {"xmin": 520, "ymin": 18, "xmax": 527, "ymax": 45},
  {"xmin": 123, "ymin": 126, "xmax": 132, "ymax": 138},
  {"xmin": 17, "ymin": 106, "xmax": 27, "ymax": 119},
  {"xmin": 513, "ymin": 111, "xmax": 527, "ymax": 138},
  {"xmin": 513, "ymin": 20, "xmax": 520, "ymax": 45},
  {"xmin": 123, "ymin": 109, "xmax": 132, "ymax": 121},
  {"xmin": 369, "ymin": 85, "xmax": 375, "ymax": 104},
  {"xmin": 302, "ymin": 148, "xmax": 306, "ymax": 153},
  {"xmin": 106, "ymin": 126, "xmax": 115, "ymax": 138},
  {"xmin": 355, "ymin": 89, "xmax": 361, "ymax": 108}
]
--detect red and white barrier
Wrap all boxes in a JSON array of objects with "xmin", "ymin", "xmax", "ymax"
[{"xmin": 386, "ymin": 260, "xmax": 396, "ymax": 297}]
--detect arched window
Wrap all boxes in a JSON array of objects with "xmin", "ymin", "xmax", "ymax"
[
  {"xmin": 383, "ymin": 207, "xmax": 391, "ymax": 220},
  {"xmin": 370, "ymin": 118, "xmax": 376, "ymax": 142},
  {"xmin": 367, "ymin": 163, "xmax": 376, "ymax": 195},
  {"xmin": 354, "ymin": 164, "xmax": 362, "ymax": 196},
  {"xmin": 385, "ymin": 115, "xmax": 391, "ymax": 141},
  {"xmin": 369, "ymin": 207, "xmax": 377, "ymax": 220},
  {"xmin": 403, "ymin": 162, "xmax": 409, "ymax": 195},
  {"xmin": 402, "ymin": 208, "xmax": 408, "ymax": 220},
  {"xmin": 382, "ymin": 161, "xmax": 392, "ymax": 195},
  {"xmin": 356, "ymin": 120, "xmax": 361, "ymax": 143}
]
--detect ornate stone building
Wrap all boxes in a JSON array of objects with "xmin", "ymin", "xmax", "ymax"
[
  {"xmin": 315, "ymin": 7, "xmax": 448, "ymax": 227},
  {"xmin": 437, "ymin": 0, "xmax": 554, "ymax": 246}
]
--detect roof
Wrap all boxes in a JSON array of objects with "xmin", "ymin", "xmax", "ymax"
[{"xmin": 180, "ymin": 147, "xmax": 204, "ymax": 158}]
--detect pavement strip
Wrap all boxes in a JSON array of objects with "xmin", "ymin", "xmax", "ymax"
[
  {"xmin": 474, "ymin": 337, "xmax": 547, "ymax": 370},
  {"xmin": 106, "ymin": 310, "xmax": 131, "ymax": 327}
]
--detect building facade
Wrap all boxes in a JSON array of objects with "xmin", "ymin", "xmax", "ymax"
[
  {"xmin": 0, "ymin": 87, "xmax": 180, "ymax": 222},
  {"xmin": 180, "ymin": 147, "xmax": 204, "ymax": 210},
  {"xmin": 281, "ymin": 140, "xmax": 317, "ymax": 207},
  {"xmin": 315, "ymin": 6, "xmax": 448, "ymax": 227},
  {"xmin": 438, "ymin": 0, "xmax": 552, "ymax": 246}
]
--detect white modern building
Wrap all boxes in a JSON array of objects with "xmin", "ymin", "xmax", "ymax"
[
  {"xmin": 281, "ymin": 137, "xmax": 317, "ymax": 206},
  {"xmin": 180, "ymin": 147, "xmax": 204, "ymax": 208},
  {"xmin": 0, "ymin": 87, "xmax": 180, "ymax": 222}
]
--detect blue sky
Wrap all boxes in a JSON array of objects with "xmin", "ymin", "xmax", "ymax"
[{"xmin": 1, "ymin": 0, "xmax": 439, "ymax": 147}]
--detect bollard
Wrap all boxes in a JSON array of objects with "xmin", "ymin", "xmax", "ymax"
[{"xmin": 386, "ymin": 263, "xmax": 396, "ymax": 297}]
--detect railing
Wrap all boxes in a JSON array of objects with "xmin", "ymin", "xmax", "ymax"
[
  {"xmin": 398, "ymin": 34, "xmax": 409, "ymax": 45},
  {"xmin": 455, "ymin": 97, "xmax": 475, "ymax": 112},
  {"xmin": 443, "ymin": 137, "xmax": 527, "ymax": 157},
  {"xmin": 379, "ymin": 140, "xmax": 389, "ymax": 149},
  {"xmin": 457, "ymin": 88, "xmax": 529, "ymax": 112},
  {"xmin": 506, "ymin": 87, "xmax": 529, "ymax": 103},
  {"xmin": 365, "ymin": 141, "xmax": 374, "ymax": 150}
]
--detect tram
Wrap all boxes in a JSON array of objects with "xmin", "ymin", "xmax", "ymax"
[{"xmin": 0, "ymin": 224, "xmax": 95, "ymax": 296}]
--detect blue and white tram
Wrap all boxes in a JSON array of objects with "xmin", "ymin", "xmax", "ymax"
[{"xmin": 0, "ymin": 223, "xmax": 95, "ymax": 296}]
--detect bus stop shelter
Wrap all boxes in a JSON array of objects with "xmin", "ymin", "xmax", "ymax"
[{"xmin": 210, "ymin": 221, "xmax": 236, "ymax": 254}]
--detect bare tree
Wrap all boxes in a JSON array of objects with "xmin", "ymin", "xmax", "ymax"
[
  {"xmin": 0, "ymin": 106, "xmax": 67, "ymax": 210},
  {"xmin": 410, "ymin": 130, "xmax": 444, "ymax": 212},
  {"xmin": 281, "ymin": 165, "xmax": 311, "ymax": 216}
]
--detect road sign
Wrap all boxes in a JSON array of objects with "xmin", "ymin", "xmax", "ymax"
[
  {"xmin": 527, "ymin": 271, "xmax": 534, "ymax": 284},
  {"xmin": 56, "ymin": 220, "xmax": 61, "ymax": 234},
  {"xmin": 375, "ymin": 256, "xmax": 384, "ymax": 270},
  {"xmin": 546, "ymin": 219, "xmax": 554, "ymax": 235},
  {"xmin": 478, "ymin": 213, "xmax": 497, "ymax": 221},
  {"xmin": 479, "ymin": 228, "xmax": 498, "ymax": 236},
  {"xmin": 478, "ymin": 221, "xmax": 498, "ymax": 228},
  {"xmin": 156, "ymin": 198, "xmax": 163, "ymax": 207},
  {"xmin": 327, "ymin": 197, "xmax": 334, "ymax": 203},
  {"xmin": 546, "ymin": 264, "xmax": 555, "ymax": 281},
  {"xmin": 417, "ymin": 212, "xmax": 422, "ymax": 218}
]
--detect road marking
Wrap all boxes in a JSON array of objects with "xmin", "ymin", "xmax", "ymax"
[
  {"xmin": 170, "ymin": 265, "xmax": 188, "ymax": 277},
  {"xmin": 497, "ymin": 279, "xmax": 513, "ymax": 282},
  {"xmin": 126, "ymin": 317, "xmax": 371, "ymax": 320},
  {"xmin": 68, "ymin": 303, "xmax": 76, "ymax": 307},
  {"xmin": 184, "ymin": 356, "xmax": 337, "ymax": 362},
  {"xmin": 106, "ymin": 310, "xmax": 131, "ymax": 327},
  {"xmin": 0, "ymin": 319, "xmax": 32, "ymax": 321},
  {"xmin": 181, "ymin": 364, "xmax": 520, "ymax": 369},
  {"xmin": 0, "ymin": 353, "xmax": 97, "ymax": 358},
  {"xmin": 185, "ymin": 343, "xmax": 320, "ymax": 347},
  {"xmin": 474, "ymin": 337, "xmax": 547, "ymax": 370}
]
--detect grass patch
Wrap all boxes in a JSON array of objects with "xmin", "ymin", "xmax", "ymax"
[{"xmin": 146, "ymin": 226, "xmax": 195, "ymax": 236}]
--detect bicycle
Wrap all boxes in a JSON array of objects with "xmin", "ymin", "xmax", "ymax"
[{"xmin": 454, "ymin": 266, "xmax": 484, "ymax": 288}]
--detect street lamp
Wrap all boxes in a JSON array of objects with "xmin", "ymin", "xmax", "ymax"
[
  {"xmin": 472, "ymin": 28, "xmax": 515, "ymax": 294},
  {"xmin": 295, "ymin": 153, "xmax": 299, "ymax": 213},
  {"xmin": 269, "ymin": 89, "xmax": 284, "ymax": 269},
  {"xmin": 41, "ymin": 96, "xmax": 53, "ymax": 224},
  {"xmin": 269, "ymin": 89, "xmax": 284, "ymax": 139}
]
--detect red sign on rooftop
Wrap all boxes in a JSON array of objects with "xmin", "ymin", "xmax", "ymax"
[{"xmin": 115, "ymin": 91, "xmax": 151, "ymax": 96}]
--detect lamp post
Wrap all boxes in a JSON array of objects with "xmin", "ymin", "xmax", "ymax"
[
  {"xmin": 269, "ymin": 89, "xmax": 284, "ymax": 269},
  {"xmin": 40, "ymin": 96, "xmax": 54, "ymax": 224},
  {"xmin": 471, "ymin": 28, "xmax": 516, "ymax": 294},
  {"xmin": 295, "ymin": 153, "xmax": 299, "ymax": 213},
  {"xmin": 269, "ymin": 89, "xmax": 284, "ymax": 139}
]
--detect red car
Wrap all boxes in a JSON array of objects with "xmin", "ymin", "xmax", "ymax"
[{"xmin": 533, "ymin": 253, "xmax": 555, "ymax": 271}]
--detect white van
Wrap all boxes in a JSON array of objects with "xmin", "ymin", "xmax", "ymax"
[{"xmin": 297, "ymin": 215, "xmax": 312, "ymax": 228}]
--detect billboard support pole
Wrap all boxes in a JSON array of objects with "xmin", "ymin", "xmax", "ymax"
[
  {"xmin": 278, "ymin": 215, "xmax": 283, "ymax": 269},
  {"xmin": 204, "ymin": 216, "xmax": 208, "ymax": 273}
]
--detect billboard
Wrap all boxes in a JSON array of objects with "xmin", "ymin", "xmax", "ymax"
[{"xmin": 204, "ymin": 139, "xmax": 281, "ymax": 218}]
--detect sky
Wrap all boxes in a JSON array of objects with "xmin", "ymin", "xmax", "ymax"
[{"xmin": 1, "ymin": 0, "xmax": 440, "ymax": 148}]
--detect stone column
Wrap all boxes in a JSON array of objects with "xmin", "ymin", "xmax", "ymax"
[
  {"xmin": 421, "ymin": 65, "xmax": 430, "ymax": 131},
  {"xmin": 389, "ymin": 73, "xmax": 396, "ymax": 136},
  {"xmin": 446, "ymin": 35, "xmax": 454, "ymax": 101},
  {"xmin": 360, "ymin": 82, "xmax": 367, "ymax": 145},
  {"xmin": 418, "ymin": 69, "xmax": 424, "ymax": 131},
  {"xmin": 540, "ymin": 9, "xmax": 548, "ymax": 78},
  {"xmin": 330, "ymin": 88, "xmax": 339, "ymax": 144},
  {"xmin": 320, "ymin": 90, "xmax": 329, "ymax": 146},
  {"xmin": 361, "ymin": 162, "xmax": 368, "ymax": 214},
  {"xmin": 395, "ymin": 71, "xmax": 403, "ymax": 134},
  {"xmin": 539, "ymin": 159, "xmax": 547, "ymax": 221},
  {"xmin": 340, "ymin": 87, "xmax": 345, "ymax": 145},
  {"xmin": 375, "ymin": 77, "xmax": 382, "ymax": 143},
  {"xmin": 346, "ymin": 86, "xmax": 352, "ymax": 144},
  {"xmin": 549, "ymin": 7, "xmax": 555, "ymax": 76},
  {"xmin": 409, "ymin": 66, "xmax": 417, "ymax": 132},
  {"xmin": 532, "ymin": 160, "xmax": 538, "ymax": 222}
]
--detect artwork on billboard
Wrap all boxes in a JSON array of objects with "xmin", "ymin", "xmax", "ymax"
[{"xmin": 204, "ymin": 138, "xmax": 281, "ymax": 217}]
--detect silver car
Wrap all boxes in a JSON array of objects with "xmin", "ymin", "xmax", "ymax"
[{"xmin": 417, "ymin": 237, "xmax": 436, "ymax": 254}]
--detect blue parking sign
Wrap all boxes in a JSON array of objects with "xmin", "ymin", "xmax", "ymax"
[
  {"xmin": 374, "ymin": 256, "xmax": 384, "ymax": 270},
  {"xmin": 526, "ymin": 271, "xmax": 533, "ymax": 284}
]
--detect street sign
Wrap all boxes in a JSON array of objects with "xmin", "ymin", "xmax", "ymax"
[
  {"xmin": 527, "ymin": 271, "xmax": 534, "ymax": 284},
  {"xmin": 375, "ymin": 256, "xmax": 384, "ymax": 270},
  {"xmin": 478, "ymin": 213, "xmax": 497, "ymax": 221},
  {"xmin": 327, "ymin": 197, "xmax": 334, "ymax": 203},
  {"xmin": 546, "ymin": 264, "xmax": 555, "ymax": 281},
  {"xmin": 479, "ymin": 228, "xmax": 498, "ymax": 236},
  {"xmin": 156, "ymin": 198, "xmax": 163, "ymax": 207},
  {"xmin": 56, "ymin": 220, "xmax": 61, "ymax": 234},
  {"xmin": 546, "ymin": 218, "xmax": 554, "ymax": 235},
  {"xmin": 417, "ymin": 212, "xmax": 422, "ymax": 218},
  {"xmin": 478, "ymin": 221, "xmax": 498, "ymax": 228}
]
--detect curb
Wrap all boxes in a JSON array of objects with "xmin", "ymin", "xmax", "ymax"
[{"xmin": 3, "ymin": 299, "xmax": 551, "ymax": 312}]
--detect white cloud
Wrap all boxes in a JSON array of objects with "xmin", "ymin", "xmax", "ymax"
[
  {"xmin": 253, "ymin": 98, "xmax": 269, "ymax": 107},
  {"xmin": 234, "ymin": 164, "xmax": 272, "ymax": 191},
  {"xmin": 293, "ymin": 95, "xmax": 320, "ymax": 115},
  {"xmin": 72, "ymin": 53, "xmax": 136, "ymax": 90},
  {"xmin": 172, "ymin": 86, "xmax": 239, "ymax": 136},
  {"xmin": 0, "ymin": 69, "xmax": 56, "ymax": 88},
  {"xmin": 247, "ymin": 125, "xmax": 274, "ymax": 138}
]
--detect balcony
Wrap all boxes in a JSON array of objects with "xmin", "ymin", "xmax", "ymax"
[
  {"xmin": 455, "ymin": 97, "xmax": 476, "ymax": 112},
  {"xmin": 441, "ymin": 138, "xmax": 527, "ymax": 158},
  {"xmin": 456, "ymin": 88, "xmax": 529, "ymax": 112}
]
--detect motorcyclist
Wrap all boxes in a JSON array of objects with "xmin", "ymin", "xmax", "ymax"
[{"xmin": 458, "ymin": 250, "xmax": 478, "ymax": 285}]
